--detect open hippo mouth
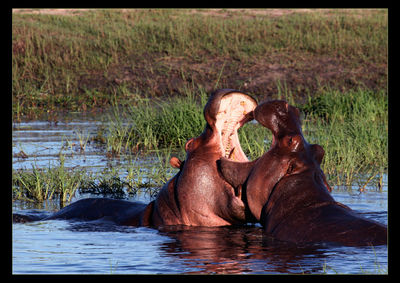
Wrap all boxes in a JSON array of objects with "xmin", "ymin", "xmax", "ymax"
[{"xmin": 215, "ymin": 93, "xmax": 257, "ymax": 162}]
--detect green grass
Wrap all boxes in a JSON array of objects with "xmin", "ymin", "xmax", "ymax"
[
  {"xmin": 12, "ymin": 85, "xmax": 387, "ymax": 203},
  {"xmin": 12, "ymin": 9, "xmax": 387, "ymax": 119},
  {"xmin": 94, "ymin": 86, "xmax": 387, "ymax": 190},
  {"xmin": 299, "ymin": 88, "xmax": 387, "ymax": 187},
  {"xmin": 12, "ymin": 151, "xmax": 177, "ymax": 204},
  {"xmin": 13, "ymin": 85, "xmax": 387, "ymax": 203},
  {"xmin": 96, "ymin": 85, "xmax": 270, "ymax": 158},
  {"xmin": 12, "ymin": 9, "xmax": 388, "ymax": 201},
  {"xmin": 100, "ymin": 87, "xmax": 207, "ymax": 154},
  {"xmin": 12, "ymin": 154, "xmax": 87, "ymax": 204}
]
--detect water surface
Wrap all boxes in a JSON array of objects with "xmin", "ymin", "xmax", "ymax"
[{"xmin": 12, "ymin": 116, "xmax": 388, "ymax": 274}]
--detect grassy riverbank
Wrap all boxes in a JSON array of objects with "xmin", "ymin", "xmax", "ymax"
[
  {"xmin": 12, "ymin": 9, "xmax": 387, "ymax": 120},
  {"xmin": 12, "ymin": 85, "xmax": 387, "ymax": 203},
  {"xmin": 12, "ymin": 9, "xmax": 388, "ymax": 202},
  {"xmin": 98, "ymin": 86, "xmax": 387, "ymax": 185}
]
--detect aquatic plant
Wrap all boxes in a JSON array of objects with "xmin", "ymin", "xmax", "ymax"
[
  {"xmin": 12, "ymin": 154, "xmax": 87, "ymax": 205},
  {"xmin": 12, "ymin": 151, "xmax": 178, "ymax": 204}
]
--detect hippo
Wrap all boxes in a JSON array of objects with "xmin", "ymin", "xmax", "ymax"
[
  {"xmin": 13, "ymin": 89, "xmax": 258, "ymax": 227},
  {"xmin": 218, "ymin": 100, "xmax": 387, "ymax": 246}
]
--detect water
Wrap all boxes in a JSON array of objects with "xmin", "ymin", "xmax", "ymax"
[
  {"xmin": 12, "ymin": 116, "xmax": 388, "ymax": 274},
  {"xmin": 12, "ymin": 113, "xmax": 109, "ymax": 172}
]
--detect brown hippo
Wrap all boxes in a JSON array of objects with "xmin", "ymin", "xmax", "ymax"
[
  {"xmin": 150, "ymin": 89, "xmax": 257, "ymax": 226},
  {"xmin": 13, "ymin": 89, "xmax": 257, "ymax": 227},
  {"xmin": 218, "ymin": 100, "xmax": 387, "ymax": 246}
]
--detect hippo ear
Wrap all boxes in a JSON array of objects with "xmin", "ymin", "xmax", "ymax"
[
  {"xmin": 310, "ymin": 144, "xmax": 325, "ymax": 164},
  {"xmin": 217, "ymin": 157, "xmax": 257, "ymax": 188},
  {"xmin": 170, "ymin": 157, "xmax": 184, "ymax": 169},
  {"xmin": 289, "ymin": 104, "xmax": 301, "ymax": 120},
  {"xmin": 185, "ymin": 138, "xmax": 197, "ymax": 152}
]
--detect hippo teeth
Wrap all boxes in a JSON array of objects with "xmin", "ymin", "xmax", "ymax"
[
  {"xmin": 222, "ymin": 123, "xmax": 236, "ymax": 157},
  {"xmin": 227, "ymin": 147, "xmax": 236, "ymax": 159},
  {"xmin": 215, "ymin": 93, "xmax": 257, "ymax": 162},
  {"xmin": 222, "ymin": 110, "xmax": 243, "ymax": 158}
]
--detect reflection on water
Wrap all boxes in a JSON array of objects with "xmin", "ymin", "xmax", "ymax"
[
  {"xmin": 12, "ymin": 192, "xmax": 388, "ymax": 274},
  {"xmin": 13, "ymin": 217, "xmax": 387, "ymax": 274},
  {"xmin": 158, "ymin": 225, "xmax": 329, "ymax": 274},
  {"xmin": 12, "ymin": 117, "xmax": 388, "ymax": 274}
]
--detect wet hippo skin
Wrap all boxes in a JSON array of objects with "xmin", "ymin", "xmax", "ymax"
[
  {"xmin": 13, "ymin": 89, "xmax": 258, "ymax": 227},
  {"xmin": 218, "ymin": 100, "xmax": 387, "ymax": 246},
  {"xmin": 151, "ymin": 89, "xmax": 257, "ymax": 226}
]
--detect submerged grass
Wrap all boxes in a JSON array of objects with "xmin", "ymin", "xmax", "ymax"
[
  {"xmin": 12, "ymin": 154, "xmax": 86, "ymax": 205},
  {"xmin": 12, "ymin": 151, "xmax": 177, "ymax": 204}
]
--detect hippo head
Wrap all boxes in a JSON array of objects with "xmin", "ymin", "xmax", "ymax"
[
  {"xmin": 254, "ymin": 99, "xmax": 326, "ymax": 168},
  {"xmin": 218, "ymin": 100, "xmax": 331, "ymax": 221},
  {"xmin": 255, "ymin": 100, "xmax": 301, "ymax": 143},
  {"xmin": 184, "ymin": 89, "xmax": 258, "ymax": 162},
  {"xmin": 165, "ymin": 89, "xmax": 258, "ymax": 226}
]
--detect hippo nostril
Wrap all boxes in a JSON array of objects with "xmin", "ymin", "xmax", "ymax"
[
  {"xmin": 286, "ymin": 163, "xmax": 295, "ymax": 175},
  {"xmin": 281, "ymin": 134, "xmax": 303, "ymax": 151}
]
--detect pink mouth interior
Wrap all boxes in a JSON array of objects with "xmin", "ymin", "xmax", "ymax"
[{"xmin": 215, "ymin": 93, "xmax": 257, "ymax": 162}]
